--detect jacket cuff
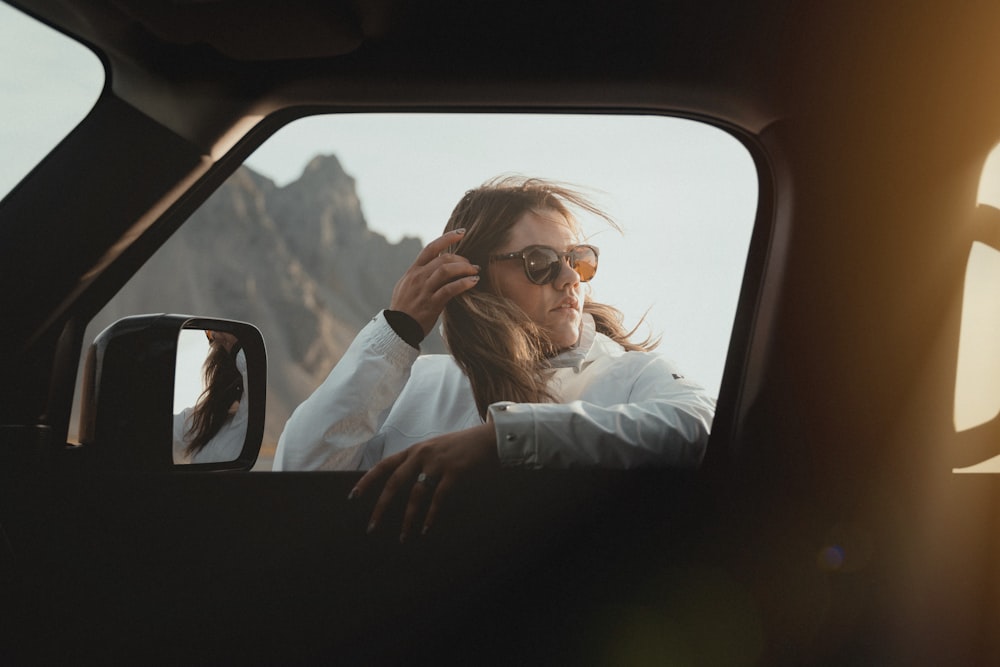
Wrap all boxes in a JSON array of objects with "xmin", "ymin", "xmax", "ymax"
[
  {"xmin": 383, "ymin": 309, "xmax": 425, "ymax": 349},
  {"xmin": 488, "ymin": 401, "xmax": 538, "ymax": 468},
  {"xmin": 367, "ymin": 312, "xmax": 420, "ymax": 368}
]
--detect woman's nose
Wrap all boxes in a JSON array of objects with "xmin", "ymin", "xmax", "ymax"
[{"xmin": 552, "ymin": 258, "xmax": 580, "ymax": 289}]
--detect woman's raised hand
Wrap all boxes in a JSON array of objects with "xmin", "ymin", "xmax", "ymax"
[{"xmin": 389, "ymin": 228, "xmax": 480, "ymax": 335}]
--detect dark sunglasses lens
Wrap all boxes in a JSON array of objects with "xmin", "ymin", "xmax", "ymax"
[
  {"xmin": 573, "ymin": 246, "xmax": 598, "ymax": 282},
  {"xmin": 524, "ymin": 247, "xmax": 560, "ymax": 284}
]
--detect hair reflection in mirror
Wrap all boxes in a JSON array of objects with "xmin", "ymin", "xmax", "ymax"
[
  {"xmin": 185, "ymin": 332, "xmax": 244, "ymax": 457},
  {"xmin": 173, "ymin": 331, "xmax": 249, "ymax": 464},
  {"xmin": 442, "ymin": 176, "xmax": 659, "ymax": 418}
]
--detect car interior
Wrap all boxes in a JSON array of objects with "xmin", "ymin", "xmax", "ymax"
[{"xmin": 3, "ymin": 1, "xmax": 1000, "ymax": 664}]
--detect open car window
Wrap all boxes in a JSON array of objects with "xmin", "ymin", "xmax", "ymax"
[
  {"xmin": 74, "ymin": 113, "xmax": 758, "ymax": 469},
  {"xmin": 0, "ymin": 3, "xmax": 103, "ymax": 200}
]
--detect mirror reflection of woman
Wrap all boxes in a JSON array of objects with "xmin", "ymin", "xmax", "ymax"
[
  {"xmin": 275, "ymin": 176, "xmax": 716, "ymax": 540},
  {"xmin": 172, "ymin": 330, "xmax": 248, "ymax": 464}
]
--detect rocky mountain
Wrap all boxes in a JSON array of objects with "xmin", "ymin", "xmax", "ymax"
[{"xmin": 79, "ymin": 155, "xmax": 442, "ymax": 451}]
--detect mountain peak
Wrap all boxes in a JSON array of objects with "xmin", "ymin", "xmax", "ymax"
[{"xmin": 301, "ymin": 154, "xmax": 351, "ymax": 182}]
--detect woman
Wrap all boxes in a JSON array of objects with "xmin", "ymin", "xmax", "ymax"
[
  {"xmin": 172, "ymin": 330, "xmax": 248, "ymax": 464},
  {"xmin": 274, "ymin": 176, "xmax": 715, "ymax": 540}
]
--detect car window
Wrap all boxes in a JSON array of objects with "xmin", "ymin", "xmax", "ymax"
[
  {"xmin": 74, "ymin": 113, "xmax": 758, "ymax": 470},
  {"xmin": 953, "ymin": 142, "xmax": 1000, "ymax": 471},
  {"xmin": 0, "ymin": 3, "xmax": 103, "ymax": 200}
]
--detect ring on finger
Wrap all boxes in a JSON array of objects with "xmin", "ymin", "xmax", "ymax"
[{"xmin": 416, "ymin": 472, "xmax": 438, "ymax": 490}]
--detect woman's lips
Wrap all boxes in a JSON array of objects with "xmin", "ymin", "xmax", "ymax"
[{"xmin": 552, "ymin": 298, "xmax": 579, "ymax": 312}]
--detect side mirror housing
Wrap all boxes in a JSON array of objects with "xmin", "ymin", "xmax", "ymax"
[{"xmin": 79, "ymin": 315, "xmax": 266, "ymax": 471}]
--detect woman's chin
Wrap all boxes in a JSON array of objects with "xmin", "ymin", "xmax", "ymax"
[{"xmin": 546, "ymin": 321, "xmax": 582, "ymax": 350}]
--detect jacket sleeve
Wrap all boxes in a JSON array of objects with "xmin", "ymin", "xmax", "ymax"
[
  {"xmin": 172, "ymin": 408, "xmax": 193, "ymax": 464},
  {"xmin": 273, "ymin": 312, "xmax": 419, "ymax": 471},
  {"xmin": 487, "ymin": 355, "xmax": 715, "ymax": 469}
]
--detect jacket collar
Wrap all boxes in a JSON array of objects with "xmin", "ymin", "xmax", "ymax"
[{"xmin": 548, "ymin": 313, "xmax": 597, "ymax": 372}]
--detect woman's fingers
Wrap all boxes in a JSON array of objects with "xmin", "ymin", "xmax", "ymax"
[
  {"xmin": 362, "ymin": 452, "xmax": 438, "ymax": 541},
  {"xmin": 390, "ymin": 229, "xmax": 479, "ymax": 334},
  {"xmin": 351, "ymin": 451, "xmax": 397, "ymax": 500},
  {"xmin": 352, "ymin": 448, "xmax": 442, "ymax": 542},
  {"xmin": 427, "ymin": 256, "xmax": 480, "ymax": 292},
  {"xmin": 400, "ymin": 473, "xmax": 438, "ymax": 542},
  {"xmin": 352, "ymin": 444, "xmax": 439, "ymax": 541},
  {"xmin": 365, "ymin": 457, "xmax": 416, "ymax": 534},
  {"xmin": 421, "ymin": 476, "xmax": 455, "ymax": 536},
  {"xmin": 351, "ymin": 450, "xmax": 410, "ymax": 531},
  {"xmin": 413, "ymin": 227, "xmax": 466, "ymax": 266},
  {"xmin": 429, "ymin": 264, "xmax": 480, "ymax": 303},
  {"xmin": 352, "ymin": 425, "xmax": 498, "ymax": 541}
]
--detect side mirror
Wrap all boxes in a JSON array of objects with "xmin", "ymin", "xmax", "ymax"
[{"xmin": 79, "ymin": 315, "xmax": 266, "ymax": 471}]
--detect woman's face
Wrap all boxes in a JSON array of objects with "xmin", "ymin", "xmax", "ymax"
[{"xmin": 489, "ymin": 209, "xmax": 585, "ymax": 351}]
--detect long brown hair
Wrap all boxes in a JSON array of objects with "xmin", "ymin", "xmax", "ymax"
[
  {"xmin": 442, "ymin": 176, "xmax": 658, "ymax": 418},
  {"xmin": 185, "ymin": 340, "xmax": 243, "ymax": 456}
]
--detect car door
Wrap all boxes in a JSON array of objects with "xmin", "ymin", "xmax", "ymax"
[{"xmin": 0, "ymin": 6, "xmax": 765, "ymax": 664}]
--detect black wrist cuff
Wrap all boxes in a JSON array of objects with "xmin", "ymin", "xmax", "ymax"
[{"xmin": 384, "ymin": 310, "xmax": 425, "ymax": 349}]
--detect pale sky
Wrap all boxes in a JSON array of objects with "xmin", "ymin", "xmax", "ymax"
[
  {"xmin": 243, "ymin": 114, "xmax": 758, "ymax": 398},
  {"xmin": 3, "ymin": 3, "xmax": 759, "ymax": 398}
]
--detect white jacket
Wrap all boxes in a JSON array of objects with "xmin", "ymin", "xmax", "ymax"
[{"xmin": 273, "ymin": 312, "xmax": 715, "ymax": 471}]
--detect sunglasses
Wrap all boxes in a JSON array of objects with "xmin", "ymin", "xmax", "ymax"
[{"xmin": 490, "ymin": 244, "xmax": 599, "ymax": 285}]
